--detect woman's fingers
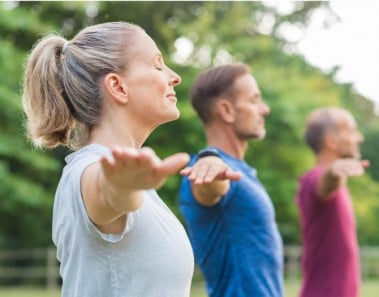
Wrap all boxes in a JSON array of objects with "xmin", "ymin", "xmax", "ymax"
[{"xmin": 158, "ymin": 153, "xmax": 190, "ymax": 176}]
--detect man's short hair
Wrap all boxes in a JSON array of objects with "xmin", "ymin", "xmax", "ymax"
[
  {"xmin": 305, "ymin": 107, "xmax": 348, "ymax": 153},
  {"xmin": 190, "ymin": 64, "xmax": 250, "ymax": 124}
]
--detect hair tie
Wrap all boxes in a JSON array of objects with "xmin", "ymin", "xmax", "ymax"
[{"xmin": 62, "ymin": 41, "xmax": 69, "ymax": 54}]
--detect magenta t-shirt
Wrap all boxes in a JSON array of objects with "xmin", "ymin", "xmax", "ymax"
[{"xmin": 296, "ymin": 166, "xmax": 360, "ymax": 297}]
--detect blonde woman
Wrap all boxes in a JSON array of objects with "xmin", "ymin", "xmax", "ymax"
[{"xmin": 22, "ymin": 22, "xmax": 194, "ymax": 297}]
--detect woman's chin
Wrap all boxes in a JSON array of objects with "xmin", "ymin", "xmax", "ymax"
[{"xmin": 161, "ymin": 110, "xmax": 180, "ymax": 124}]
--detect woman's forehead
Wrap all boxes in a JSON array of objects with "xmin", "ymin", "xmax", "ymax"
[{"xmin": 131, "ymin": 30, "xmax": 161, "ymax": 60}]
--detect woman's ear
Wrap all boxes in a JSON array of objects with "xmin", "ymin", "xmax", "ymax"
[
  {"xmin": 103, "ymin": 73, "xmax": 128, "ymax": 104},
  {"xmin": 215, "ymin": 99, "xmax": 235, "ymax": 123}
]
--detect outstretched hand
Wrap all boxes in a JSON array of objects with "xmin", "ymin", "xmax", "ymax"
[
  {"xmin": 180, "ymin": 156, "xmax": 242, "ymax": 185},
  {"xmin": 100, "ymin": 146, "xmax": 190, "ymax": 191},
  {"xmin": 318, "ymin": 158, "xmax": 370, "ymax": 199},
  {"xmin": 329, "ymin": 158, "xmax": 370, "ymax": 179},
  {"xmin": 81, "ymin": 146, "xmax": 189, "ymax": 228}
]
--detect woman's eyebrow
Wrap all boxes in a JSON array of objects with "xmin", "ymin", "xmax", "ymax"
[{"xmin": 150, "ymin": 53, "xmax": 162, "ymax": 63}]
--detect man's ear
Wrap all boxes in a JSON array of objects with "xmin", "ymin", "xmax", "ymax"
[
  {"xmin": 215, "ymin": 99, "xmax": 235, "ymax": 124},
  {"xmin": 103, "ymin": 73, "xmax": 128, "ymax": 104},
  {"xmin": 324, "ymin": 132, "xmax": 338, "ymax": 152}
]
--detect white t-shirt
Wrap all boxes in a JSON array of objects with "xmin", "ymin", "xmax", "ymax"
[{"xmin": 52, "ymin": 144, "xmax": 194, "ymax": 297}]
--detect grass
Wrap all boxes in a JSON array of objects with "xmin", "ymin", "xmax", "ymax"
[
  {"xmin": 192, "ymin": 279, "xmax": 379, "ymax": 297},
  {"xmin": 1, "ymin": 279, "xmax": 379, "ymax": 296}
]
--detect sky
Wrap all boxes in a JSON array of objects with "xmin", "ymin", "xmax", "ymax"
[
  {"xmin": 176, "ymin": 0, "xmax": 379, "ymax": 112},
  {"xmin": 291, "ymin": 1, "xmax": 379, "ymax": 112},
  {"xmin": 5, "ymin": 0, "xmax": 377, "ymax": 111}
]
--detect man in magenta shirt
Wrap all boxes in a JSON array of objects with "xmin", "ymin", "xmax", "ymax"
[{"xmin": 296, "ymin": 107, "xmax": 370, "ymax": 297}]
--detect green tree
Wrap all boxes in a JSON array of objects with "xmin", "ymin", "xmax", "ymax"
[{"xmin": 1, "ymin": 1, "xmax": 378, "ymax": 251}]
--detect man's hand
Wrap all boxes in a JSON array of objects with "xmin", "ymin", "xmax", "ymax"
[
  {"xmin": 318, "ymin": 158, "xmax": 370, "ymax": 199},
  {"xmin": 180, "ymin": 156, "xmax": 242, "ymax": 185},
  {"xmin": 180, "ymin": 156, "xmax": 242, "ymax": 206},
  {"xmin": 328, "ymin": 159, "xmax": 370, "ymax": 180}
]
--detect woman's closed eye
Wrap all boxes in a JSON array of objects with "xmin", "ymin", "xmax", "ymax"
[{"xmin": 152, "ymin": 53, "xmax": 165, "ymax": 71}]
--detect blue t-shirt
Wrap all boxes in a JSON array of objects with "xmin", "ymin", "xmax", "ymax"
[{"xmin": 179, "ymin": 148, "xmax": 283, "ymax": 297}]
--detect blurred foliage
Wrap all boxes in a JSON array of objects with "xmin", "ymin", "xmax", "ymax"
[{"xmin": 0, "ymin": 1, "xmax": 378, "ymax": 249}]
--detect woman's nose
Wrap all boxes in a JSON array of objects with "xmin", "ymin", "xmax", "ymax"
[{"xmin": 169, "ymin": 69, "xmax": 181, "ymax": 86}]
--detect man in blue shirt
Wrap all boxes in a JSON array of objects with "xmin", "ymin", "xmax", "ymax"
[{"xmin": 180, "ymin": 64, "xmax": 283, "ymax": 297}]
